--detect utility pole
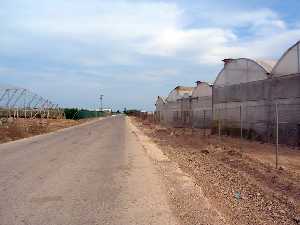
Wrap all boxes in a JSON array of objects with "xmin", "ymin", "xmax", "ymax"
[{"xmin": 99, "ymin": 94, "xmax": 104, "ymax": 112}]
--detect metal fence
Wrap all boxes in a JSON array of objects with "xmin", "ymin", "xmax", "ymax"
[
  {"xmin": 152, "ymin": 102, "xmax": 300, "ymax": 150},
  {"xmin": 136, "ymin": 102, "xmax": 300, "ymax": 168},
  {"xmin": 213, "ymin": 103, "xmax": 300, "ymax": 147}
]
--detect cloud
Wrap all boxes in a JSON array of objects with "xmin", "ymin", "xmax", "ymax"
[
  {"xmin": 199, "ymin": 8, "xmax": 286, "ymax": 30},
  {"xmin": 129, "ymin": 68, "xmax": 179, "ymax": 82},
  {"xmin": 134, "ymin": 6, "xmax": 299, "ymax": 65},
  {"xmin": 13, "ymin": 1, "xmax": 181, "ymax": 41},
  {"xmin": 137, "ymin": 28, "xmax": 237, "ymax": 57},
  {"xmin": 1, "ymin": 0, "xmax": 298, "ymax": 67},
  {"xmin": 1, "ymin": 0, "xmax": 300, "ymax": 110}
]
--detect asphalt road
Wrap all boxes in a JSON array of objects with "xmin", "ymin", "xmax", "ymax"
[{"xmin": 0, "ymin": 116, "xmax": 178, "ymax": 225}]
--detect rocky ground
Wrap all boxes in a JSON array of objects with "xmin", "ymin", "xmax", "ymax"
[{"xmin": 132, "ymin": 117, "xmax": 300, "ymax": 225}]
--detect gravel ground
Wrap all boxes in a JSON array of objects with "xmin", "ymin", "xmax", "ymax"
[{"xmin": 132, "ymin": 117, "xmax": 300, "ymax": 225}]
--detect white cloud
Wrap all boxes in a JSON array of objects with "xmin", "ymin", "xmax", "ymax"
[
  {"xmin": 192, "ymin": 7, "xmax": 286, "ymax": 36},
  {"xmin": 137, "ymin": 28, "xmax": 237, "ymax": 57},
  {"xmin": 136, "ymin": 69, "xmax": 179, "ymax": 82},
  {"xmin": 2, "ymin": 1, "xmax": 300, "ymax": 68},
  {"xmin": 17, "ymin": 1, "xmax": 181, "ymax": 41},
  {"xmin": 2, "ymin": 0, "xmax": 300, "ymax": 109}
]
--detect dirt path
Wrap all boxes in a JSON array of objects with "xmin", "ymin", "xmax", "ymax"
[{"xmin": 132, "ymin": 117, "xmax": 300, "ymax": 225}]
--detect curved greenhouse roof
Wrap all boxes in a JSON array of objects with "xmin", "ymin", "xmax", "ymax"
[
  {"xmin": 155, "ymin": 96, "xmax": 166, "ymax": 106},
  {"xmin": 166, "ymin": 86, "xmax": 194, "ymax": 102},
  {"xmin": 214, "ymin": 58, "xmax": 276, "ymax": 87},
  {"xmin": 191, "ymin": 81, "xmax": 212, "ymax": 98},
  {"xmin": 253, "ymin": 59, "xmax": 277, "ymax": 73},
  {"xmin": 272, "ymin": 41, "xmax": 300, "ymax": 77}
]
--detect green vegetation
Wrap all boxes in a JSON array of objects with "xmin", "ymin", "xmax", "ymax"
[
  {"xmin": 64, "ymin": 108, "xmax": 105, "ymax": 120},
  {"xmin": 123, "ymin": 109, "xmax": 141, "ymax": 116}
]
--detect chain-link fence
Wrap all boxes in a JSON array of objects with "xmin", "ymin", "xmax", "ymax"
[
  {"xmin": 153, "ymin": 102, "xmax": 300, "ymax": 149},
  {"xmin": 213, "ymin": 103, "xmax": 300, "ymax": 147},
  {"xmin": 275, "ymin": 103, "xmax": 300, "ymax": 147},
  {"xmin": 213, "ymin": 103, "xmax": 269, "ymax": 141}
]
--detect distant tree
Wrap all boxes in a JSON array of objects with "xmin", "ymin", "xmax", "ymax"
[
  {"xmin": 124, "ymin": 109, "xmax": 140, "ymax": 116},
  {"xmin": 64, "ymin": 108, "xmax": 79, "ymax": 120}
]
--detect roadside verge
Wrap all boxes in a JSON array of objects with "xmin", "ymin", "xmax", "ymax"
[
  {"xmin": 0, "ymin": 117, "xmax": 106, "ymax": 147},
  {"xmin": 130, "ymin": 117, "xmax": 300, "ymax": 225},
  {"xmin": 127, "ymin": 117, "xmax": 227, "ymax": 225}
]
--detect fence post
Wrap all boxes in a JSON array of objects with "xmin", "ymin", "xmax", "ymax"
[
  {"xmin": 240, "ymin": 105, "xmax": 243, "ymax": 149},
  {"xmin": 218, "ymin": 109, "xmax": 221, "ymax": 139},
  {"xmin": 204, "ymin": 110, "xmax": 207, "ymax": 136},
  {"xmin": 275, "ymin": 103, "xmax": 279, "ymax": 169}
]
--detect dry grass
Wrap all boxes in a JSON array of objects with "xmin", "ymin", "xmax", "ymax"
[{"xmin": 0, "ymin": 118, "xmax": 82, "ymax": 143}]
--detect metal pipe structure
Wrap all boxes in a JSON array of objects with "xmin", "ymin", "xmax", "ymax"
[
  {"xmin": 0, "ymin": 85, "xmax": 62, "ymax": 119},
  {"xmin": 0, "ymin": 89, "xmax": 9, "ymax": 103},
  {"xmin": 27, "ymin": 94, "xmax": 38, "ymax": 108},
  {"xmin": 11, "ymin": 89, "xmax": 26, "ymax": 108},
  {"xmin": 6, "ymin": 89, "xmax": 18, "ymax": 107},
  {"xmin": 33, "ymin": 97, "xmax": 44, "ymax": 109}
]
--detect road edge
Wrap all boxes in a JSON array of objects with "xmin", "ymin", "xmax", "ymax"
[{"xmin": 126, "ymin": 117, "xmax": 228, "ymax": 225}]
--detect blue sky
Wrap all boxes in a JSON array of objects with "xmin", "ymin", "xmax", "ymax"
[{"xmin": 1, "ymin": 0, "xmax": 300, "ymax": 111}]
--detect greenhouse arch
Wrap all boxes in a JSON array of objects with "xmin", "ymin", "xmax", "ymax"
[
  {"xmin": 272, "ymin": 41, "xmax": 300, "ymax": 76},
  {"xmin": 214, "ymin": 58, "xmax": 275, "ymax": 87}
]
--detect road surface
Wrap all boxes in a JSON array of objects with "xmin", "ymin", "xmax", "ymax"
[{"xmin": 0, "ymin": 116, "xmax": 178, "ymax": 225}]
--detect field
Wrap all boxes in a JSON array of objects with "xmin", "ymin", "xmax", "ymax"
[
  {"xmin": 0, "ymin": 118, "xmax": 83, "ymax": 144},
  {"xmin": 132, "ymin": 117, "xmax": 300, "ymax": 225}
]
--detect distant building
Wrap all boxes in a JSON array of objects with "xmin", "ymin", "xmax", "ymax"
[
  {"xmin": 102, "ymin": 108, "xmax": 112, "ymax": 113},
  {"xmin": 154, "ymin": 96, "xmax": 166, "ymax": 123},
  {"xmin": 155, "ymin": 83, "xmax": 212, "ymax": 128},
  {"xmin": 191, "ymin": 81, "xmax": 212, "ymax": 128}
]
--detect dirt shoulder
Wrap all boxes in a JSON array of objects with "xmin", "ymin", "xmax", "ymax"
[
  {"xmin": 0, "ymin": 118, "xmax": 95, "ymax": 144},
  {"xmin": 127, "ymin": 117, "xmax": 227, "ymax": 225},
  {"xmin": 131, "ymin": 117, "xmax": 300, "ymax": 225}
]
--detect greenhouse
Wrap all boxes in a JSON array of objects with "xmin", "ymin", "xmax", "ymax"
[
  {"xmin": 213, "ymin": 58, "xmax": 276, "ymax": 139},
  {"xmin": 190, "ymin": 81, "xmax": 212, "ymax": 128},
  {"xmin": 154, "ymin": 96, "xmax": 166, "ymax": 124},
  {"xmin": 154, "ymin": 41, "xmax": 300, "ymax": 146},
  {"xmin": 270, "ymin": 41, "xmax": 300, "ymax": 145},
  {"xmin": 155, "ymin": 82, "xmax": 212, "ymax": 128},
  {"xmin": 164, "ymin": 86, "xmax": 194, "ymax": 127},
  {"xmin": 155, "ymin": 86, "xmax": 194, "ymax": 127}
]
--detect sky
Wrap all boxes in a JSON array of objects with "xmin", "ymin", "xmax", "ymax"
[{"xmin": 1, "ymin": 0, "xmax": 300, "ymax": 111}]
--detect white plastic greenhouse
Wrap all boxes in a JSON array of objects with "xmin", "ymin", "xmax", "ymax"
[
  {"xmin": 154, "ymin": 40, "xmax": 300, "ymax": 145},
  {"xmin": 213, "ymin": 58, "xmax": 276, "ymax": 139}
]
